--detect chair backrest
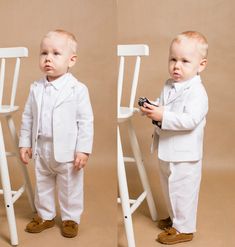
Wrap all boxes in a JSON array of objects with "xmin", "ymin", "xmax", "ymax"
[
  {"xmin": 117, "ymin": 44, "xmax": 149, "ymax": 114},
  {"xmin": 0, "ymin": 47, "xmax": 28, "ymax": 109}
]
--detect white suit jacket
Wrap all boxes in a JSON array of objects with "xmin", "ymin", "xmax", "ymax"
[
  {"xmin": 151, "ymin": 75, "xmax": 208, "ymax": 162},
  {"xmin": 19, "ymin": 73, "xmax": 94, "ymax": 163}
]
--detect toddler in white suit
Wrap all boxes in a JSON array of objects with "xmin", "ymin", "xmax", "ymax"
[
  {"xmin": 140, "ymin": 31, "xmax": 208, "ymax": 244},
  {"xmin": 19, "ymin": 30, "xmax": 93, "ymax": 238}
]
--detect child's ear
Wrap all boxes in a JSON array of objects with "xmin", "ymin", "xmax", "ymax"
[
  {"xmin": 198, "ymin": 58, "xmax": 207, "ymax": 73},
  {"xmin": 68, "ymin": 55, "xmax": 77, "ymax": 68}
]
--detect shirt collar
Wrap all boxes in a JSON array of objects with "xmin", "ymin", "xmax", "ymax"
[
  {"xmin": 172, "ymin": 75, "xmax": 201, "ymax": 92},
  {"xmin": 173, "ymin": 80, "xmax": 187, "ymax": 92},
  {"xmin": 44, "ymin": 73, "xmax": 69, "ymax": 90}
]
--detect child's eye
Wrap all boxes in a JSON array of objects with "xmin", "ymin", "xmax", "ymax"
[
  {"xmin": 182, "ymin": 59, "xmax": 189, "ymax": 63},
  {"xmin": 54, "ymin": 52, "xmax": 60, "ymax": 55},
  {"xmin": 41, "ymin": 51, "xmax": 47, "ymax": 55},
  {"xmin": 170, "ymin": 58, "xmax": 177, "ymax": 62}
]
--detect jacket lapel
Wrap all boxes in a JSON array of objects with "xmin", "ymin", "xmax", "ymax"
[
  {"xmin": 33, "ymin": 81, "xmax": 44, "ymax": 112},
  {"xmin": 54, "ymin": 79, "xmax": 76, "ymax": 108},
  {"xmin": 165, "ymin": 76, "xmax": 200, "ymax": 105},
  {"xmin": 163, "ymin": 84, "xmax": 170, "ymax": 105},
  {"xmin": 166, "ymin": 86, "xmax": 186, "ymax": 104}
]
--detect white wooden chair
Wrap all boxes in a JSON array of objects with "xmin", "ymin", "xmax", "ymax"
[
  {"xmin": 0, "ymin": 47, "xmax": 36, "ymax": 246},
  {"xmin": 117, "ymin": 44, "xmax": 158, "ymax": 247}
]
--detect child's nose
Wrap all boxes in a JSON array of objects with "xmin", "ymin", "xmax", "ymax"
[
  {"xmin": 45, "ymin": 54, "xmax": 52, "ymax": 62},
  {"xmin": 174, "ymin": 61, "xmax": 180, "ymax": 69}
]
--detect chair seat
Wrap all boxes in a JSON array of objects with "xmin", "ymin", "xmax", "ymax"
[
  {"xmin": 118, "ymin": 107, "xmax": 139, "ymax": 122},
  {"xmin": 0, "ymin": 105, "xmax": 19, "ymax": 115}
]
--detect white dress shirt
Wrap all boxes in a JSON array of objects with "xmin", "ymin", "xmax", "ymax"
[
  {"xmin": 173, "ymin": 80, "xmax": 188, "ymax": 91},
  {"xmin": 39, "ymin": 73, "xmax": 68, "ymax": 138},
  {"xmin": 168, "ymin": 80, "xmax": 188, "ymax": 101}
]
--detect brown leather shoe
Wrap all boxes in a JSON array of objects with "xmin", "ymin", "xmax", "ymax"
[
  {"xmin": 61, "ymin": 220, "xmax": 78, "ymax": 238},
  {"xmin": 25, "ymin": 215, "xmax": 55, "ymax": 233},
  {"xmin": 158, "ymin": 217, "xmax": 173, "ymax": 230},
  {"xmin": 157, "ymin": 227, "xmax": 193, "ymax": 245}
]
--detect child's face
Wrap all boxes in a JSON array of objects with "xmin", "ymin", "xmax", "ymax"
[
  {"xmin": 39, "ymin": 34, "xmax": 76, "ymax": 81},
  {"xmin": 168, "ymin": 39, "xmax": 207, "ymax": 82}
]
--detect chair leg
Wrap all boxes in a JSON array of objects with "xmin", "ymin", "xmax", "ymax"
[
  {"xmin": 6, "ymin": 116, "xmax": 36, "ymax": 213},
  {"xmin": 0, "ymin": 122, "xmax": 18, "ymax": 246},
  {"xmin": 127, "ymin": 120, "xmax": 158, "ymax": 221},
  {"xmin": 118, "ymin": 127, "xmax": 136, "ymax": 247}
]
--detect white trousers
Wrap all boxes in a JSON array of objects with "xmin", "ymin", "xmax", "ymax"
[
  {"xmin": 34, "ymin": 137, "xmax": 83, "ymax": 223},
  {"xmin": 159, "ymin": 160, "xmax": 202, "ymax": 233}
]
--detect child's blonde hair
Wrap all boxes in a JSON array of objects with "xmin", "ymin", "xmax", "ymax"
[
  {"xmin": 44, "ymin": 29, "xmax": 78, "ymax": 54},
  {"xmin": 172, "ymin": 31, "xmax": 208, "ymax": 59}
]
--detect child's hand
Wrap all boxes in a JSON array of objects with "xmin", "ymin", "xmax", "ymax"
[
  {"xmin": 19, "ymin": 147, "xmax": 32, "ymax": 165},
  {"xmin": 74, "ymin": 152, "xmax": 89, "ymax": 171},
  {"xmin": 140, "ymin": 102, "xmax": 164, "ymax": 121}
]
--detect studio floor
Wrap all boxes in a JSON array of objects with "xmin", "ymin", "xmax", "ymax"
[
  {"xmin": 118, "ymin": 169, "xmax": 235, "ymax": 247},
  {"xmin": 0, "ymin": 165, "xmax": 234, "ymax": 246},
  {"xmin": 0, "ymin": 164, "xmax": 116, "ymax": 247}
]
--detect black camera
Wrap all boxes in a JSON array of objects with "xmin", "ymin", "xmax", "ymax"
[
  {"xmin": 138, "ymin": 97, "xmax": 161, "ymax": 128},
  {"xmin": 138, "ymin": 97, "xmax": 157, "ymax": 108}
]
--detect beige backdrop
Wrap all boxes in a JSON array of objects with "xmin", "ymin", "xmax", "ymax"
[
  {"xmin": 0, "ymin": 1, "xmax": 116, "ymax": 246},
  {"xmin": 0, "ymin": 0, "xmax": 235, "ymax": 246},
  {"xmin": 117, "ymin": 0, "xmax": 235, "ymax": 245}
]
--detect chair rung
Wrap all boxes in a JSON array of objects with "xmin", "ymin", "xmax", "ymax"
[
  {"xmin": 6, "ymin": 152, "xmax": 16, "ymax": 157},
  {"xmin": 0, "ymin": 189, "xmax": 18, "ymax": 195},
  {"xmin": 123, "ymin": 157, "xmax": 135, "ymax": 163},
  {"xmin": 0, "ymin": 185, "xmax": 25, "ymax": 203},
  {"xmin": 117, "ymin": 190, "xmax": 147, "ymax": 214},
  {"xmin": 130, "ymin": 191, "xmax": 147, "ymax": 214},
  {"xmin": 12, "ymin": 185, "xmax": 25, "ymax": 203},
  {"xmin": 117, "ymin": 197, "xmax": 136, "ymax": 205},
  {"xmin": 129, "ymin": 199, "xmax": 136, "ymax": 204},
  {"xmin": 117, "ymin": 197, "xmax": 136, "ymax": 204}
]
